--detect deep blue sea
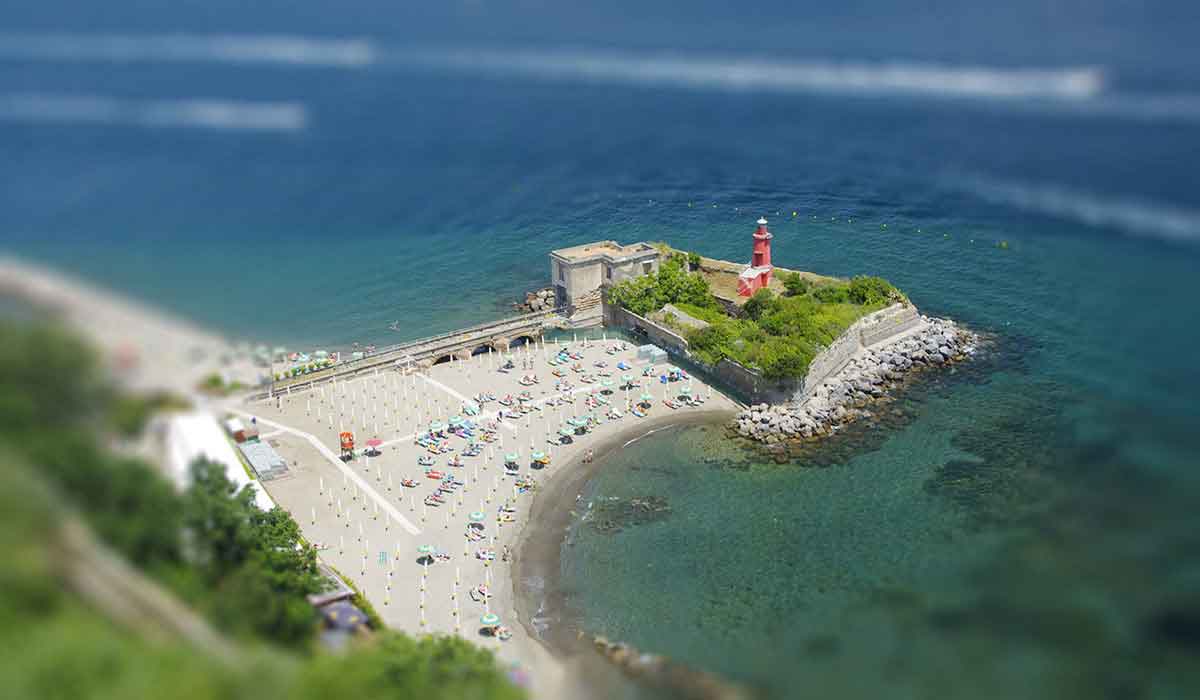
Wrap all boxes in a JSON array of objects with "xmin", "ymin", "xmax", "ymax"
[{"xmin": 3, "ymin": 2, "xmax": 1199, "ymax": 697}]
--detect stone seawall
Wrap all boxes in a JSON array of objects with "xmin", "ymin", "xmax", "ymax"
[{"xmin": 794, "ymin": 303, "xmax": 920, "ymax": 400}]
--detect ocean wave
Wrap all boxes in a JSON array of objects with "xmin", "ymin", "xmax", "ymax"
[
  {"xmin": 0, "ymin": 94, "xmax": 308, "ymax": 132},
  {"xmin": 403, "ymin": 48, "xmax": 1104, "ymax": 101},
  {"xmin": 951, "ymin": 177, "xmax": 1200, "ymax": 243},
  {"xmin": 0, "ymin": 33, "xmax": 375, "ymax": 68}
]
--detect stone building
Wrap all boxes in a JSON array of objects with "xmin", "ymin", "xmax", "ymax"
[{"xmin": 549, "ymin": 241, "xmax": 660, "ymax": 326}]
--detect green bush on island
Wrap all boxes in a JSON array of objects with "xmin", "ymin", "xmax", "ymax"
[
  {"xmin": 781, "ymin": 271, "xmax": 810, "ymax": 297},
  {"xmin": 0, "ymin": 320, "xmax": 526, "ymax": 699},
  {"xmin": 605, "ymin": 255, "xmax": 719, "ymax": 316}
]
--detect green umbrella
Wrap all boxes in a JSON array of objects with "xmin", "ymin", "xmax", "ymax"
[
  {"xmin": 531, "ymin": 451, "xmax": 546, "ymax": 461},
  {"xmin": 469, "ymin": 511, "xmax": 486, "ymax": 522},
  {"xmin": 417, "ymin": 544, "xmax": 436, "ymax": 555},
  {"xmin": 601, "ymin": 379, "xmax": 615, "ymax": 387},
  {"xmin": 621, "ymin": 374, "xmax": 633, "ymax": 383},
  {"xmin": 481, "ymin": 613, "xmax": 500, "ymax": 626},
  {"xmin": 448, "ymin": 415, "xmax": 464, "ymax": 426},
  {"xmin": 678, "ymin": 387, "xmax": 692, "ymax": 396},
  {"xmin": 430, "ymin": 421, "xmax": 447, "ymax": 431},
  {"xmin": 504, "ymin": 453, "xmax": 519, "ymax": 463},
  {"xmin": 640, "ymin": 393, "xmax": 653, "ymax": 402},
  {"xmin": 558, "ymin": 427, "xmax": 574, "ymax": 437}
]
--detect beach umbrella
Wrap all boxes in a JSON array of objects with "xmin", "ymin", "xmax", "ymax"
[
  {"xmin": 430, "ymin": 421, "xmax": 447, "ymax": 431},
  {"xmin": 366, "ymin": 438, "xmax": 383, "ymax": 449},
  {"xmin": 481, "ymin": 613, "xmax": 500, "ymax": 627},
  {"xmin": 531, "ymin": 451, "xmax": 546, "ymax": 462},
  {"xmin": 449, "ymin": 415, "xmax": 464, "ymax": 426},
  {"xmin": 469, "ymin": 511, "xmax": 486, "ymax": 522},
  {"xmin": 558, "ymin": 427, "xmax": 574, "ymax": 437},
  {"xmin": 504, "ymin": 452, "xmax": 519, "ymax": 463},
  {"xmin": 678, "ymin": 387, "xmax": 692, "ymax": 397},
  {"xmin": 640, "ymin": 393, "xmax": 653, "ymax": 402}
]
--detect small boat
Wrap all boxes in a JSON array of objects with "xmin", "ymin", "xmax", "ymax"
[
  {"xmin": 401, "ymin": 478, "xmax": 418, "ymax": 488},
  {"xmin": 425, "ymin": 469, "xmax": 445, "ymax": 480},
  {"xmin": 447, "ymin": 455, "xmax": 464, "ymax": 468},
  {"xmin": 418, "ymin": 455, "xmax": 435, "ymax": 466},
  {"xmin": 632, "ymin": 408, "xmax": 647, "ymax": 418}
]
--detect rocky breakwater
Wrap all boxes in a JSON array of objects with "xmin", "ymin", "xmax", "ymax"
[
  {"xmin": 732, "ymin": 316, "xmax": 978, "ymax": 452},
  {"xmin": 515, "ymin": 287, "xmax": 557, "ymax": 313},
  {"xmin": 591, "ymin": 635, "xmax": 750, "ymax": 700}
]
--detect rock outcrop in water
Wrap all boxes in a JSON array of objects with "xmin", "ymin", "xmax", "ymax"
[
  {"xmin": 515, "ymin": 287, "xmax": 557, "ymax": 313},
  {"xmin": 733, "ymin": 316, "xmax": 978, "ymax": 453},
  {"xmin": 591, "ymin": 635, "xmax": 750, "ymax": 700}
]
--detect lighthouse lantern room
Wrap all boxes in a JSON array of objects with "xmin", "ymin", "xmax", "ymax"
[{"xmin": 737, "ymin": 217, "xmax": 774, "ymax": 296}]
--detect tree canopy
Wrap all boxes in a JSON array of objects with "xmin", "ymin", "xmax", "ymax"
[{"xmin": 605, "ymin": 256, "xmax": 718, "ymax": 316}]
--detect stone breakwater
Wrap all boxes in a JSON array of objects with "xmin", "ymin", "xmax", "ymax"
[
  {"xmin": 590, "ymin": 635, "xmax": 750, "ymax": 700},
  {"xmin": 732, "ymin": 316, "xmax": 978, "ymax": 448},
  {"xmin": 515, "ymin": 287, "xmax": 556, "ymax": 313}
]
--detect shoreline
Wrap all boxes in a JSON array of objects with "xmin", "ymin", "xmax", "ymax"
[{"xmin": 508, "ymin": 409, "xmax": 738, "ymax": 693}]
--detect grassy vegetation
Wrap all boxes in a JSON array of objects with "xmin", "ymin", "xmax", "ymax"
[
  {"xmin": 0, "ymin": 320, "xmax": 525, "ymax": 699},
  {"xmin": 607, "ymin": 259, "xmax": 904, "ymax": 380},
  {"xmin": 198, "ymin": 372, "xmax": 250, "ymax": 396}
]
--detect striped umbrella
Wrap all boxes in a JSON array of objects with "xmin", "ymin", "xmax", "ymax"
[{"xmin": 481, "ymin": 613, "xmax": 500, "ymax": 626}]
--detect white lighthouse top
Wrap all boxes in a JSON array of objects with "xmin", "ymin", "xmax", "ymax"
[{"xmin": 757, "ymin": 217, "xmax": 768, "ymax": 225}]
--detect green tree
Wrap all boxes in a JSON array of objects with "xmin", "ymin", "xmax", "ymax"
[
  {"xmin": 741, "ymin": 288, "xmax": 777, "ymax": 321},
  {"xmin": 687, "ymin": 251, "xmax": 701, "ymax": 270},
  {"xmin": 782, "ymin": 272, "xmax": 810, "ymax": 297},
  {"xmin": 847, "ymin": 275, "xmax": 900, "ymax": 305}
]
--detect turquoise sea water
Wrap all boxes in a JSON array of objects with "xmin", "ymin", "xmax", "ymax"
[{"xmin": 2, "ymin": 2, "xmax": 1199, "ymax": 697}]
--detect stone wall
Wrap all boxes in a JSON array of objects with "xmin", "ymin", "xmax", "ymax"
[
  {"xmin": 792, "ymin": 303, "xmax": 921, "ymax": 401},
  {"xmin": 605, "ymin": 304, "xmax": 690, "ymax": 354}
]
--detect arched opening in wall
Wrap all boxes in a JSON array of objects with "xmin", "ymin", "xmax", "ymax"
[
  {"xmin": 471, "ymin": 344, "xmax": 495, "ymax": 356},
  {"xmin": 433, "ymin": 355, "xmax": 454, "ymax": 366},
  {"xmin": 510, "ymin": 335, "xmax": 535, "ymax": 348}
]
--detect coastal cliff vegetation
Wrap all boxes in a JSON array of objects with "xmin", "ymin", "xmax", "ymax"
[
  {"xmin": 606, "ymin": 254, "xmax": 903, "ymax": 380},
  {"xmin": 0, "ymin": 321, "xmax": 524, "ymax": 700}
]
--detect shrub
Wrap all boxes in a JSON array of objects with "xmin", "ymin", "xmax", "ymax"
[
  {"xmin": 742, "ymin": 288, "xmax": 777, "ymax": 321},
  {"xmin": 607, "ymin": 255, "xmax": 717, "ymax": 316},
  {"xmin": 782, "ymin": 272, "xmax": 810, "ymax": 297},
  {"xmin": 812, "ymin": 283, "xmax": 850, "ymax": 304},
  {"xmin": 847, "ymin": 275, "xmax": 899, "ymax": 305},
  {"xmin": 687, "ymin": 251, "xmax": 701, "ymax": 270}
]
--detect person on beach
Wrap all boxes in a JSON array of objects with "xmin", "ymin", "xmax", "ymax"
[
  {"xmin": 584, "ymin": 448, "xmax": 594, "ymax": 463},
  {"xmin": 502, "ymin": 545, "xmax": 511, "ymax": 562}
]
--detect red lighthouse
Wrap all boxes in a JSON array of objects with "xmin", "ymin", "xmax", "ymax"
[{"xmin": 737, "ymin": 217, "xmax": 774, "ymax": 296}]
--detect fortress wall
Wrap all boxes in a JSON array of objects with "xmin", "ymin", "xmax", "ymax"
[
  {"xmin": 793, "ymin": 304, "xmax": 922, "ymax": 401},
  {"xmin": 606, "ymin": 305, "xmax": 690, "ymax": 353}
]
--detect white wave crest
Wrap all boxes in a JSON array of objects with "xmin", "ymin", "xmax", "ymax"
[
  {"xmin": 952, "ymin": 177, "xmax": 1200, "ymax": 243},
  {"xmin": 0, "ymin": 33, "xmax": 375, "ymax": 68},
  {"xmin": 0, "ymin": 94, "xmax": 308, "ymax": 132},
  {"xmin": 406, "ymin": 48, "xmax": 1104, "ymax": 101}
]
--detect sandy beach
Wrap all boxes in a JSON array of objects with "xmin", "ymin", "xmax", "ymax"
[{"xmin": 240, "ymin": 336, "xmax": 741, "ymax": 698}]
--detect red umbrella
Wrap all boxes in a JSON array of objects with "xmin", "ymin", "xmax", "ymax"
[{"xmin": 366, "ymin": 438, "xmax": 383, "ymax": 448}]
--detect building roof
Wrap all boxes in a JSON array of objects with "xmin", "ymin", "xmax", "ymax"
[
  {"xmin": 238, "ymin": 440, "xmax": 290, "ymax": 482},
  {"xmin": 551, "ymin": 240, "xmax": 658, "ymax": 264}
]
